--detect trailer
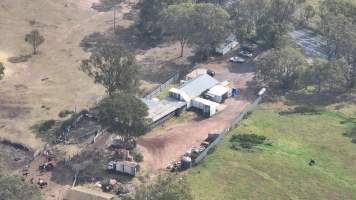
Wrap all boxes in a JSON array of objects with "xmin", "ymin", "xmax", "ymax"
[
  {"xmin": 191, "ymin": 97, "xmax": 220, "ymax": 117},
  {"xmin": 107, "ymin": 161, "xmax": 138, "ymax": 176},
  {"xmin": 215, "ymin": 35, "xmax": 239, "ymax": 55}
]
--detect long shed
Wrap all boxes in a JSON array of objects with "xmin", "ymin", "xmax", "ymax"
[{"xmin": 169, "ymin": 74, "xmax": 219, "ymax": 108}]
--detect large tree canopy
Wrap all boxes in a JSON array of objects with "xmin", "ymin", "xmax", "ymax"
[
  {"xmin": 319, "ymin": 0, "xmax": 356, "ymax": 88},
  {"xmin": 98, "ymin": 93, "xmax": 148, "ymax": 143},
  {"xmin": 229, "ymin": 0, "xmax": 304, "ymax": 48},
  {"xmin": 190, "ymin": 3, "xmax": 230, "ymax": 58},
  {"xmin": 25, "ymin": 30, "xmax": 44, "ymax": 55},
  {"xmin": 81, "ymin": 44, "xmax": 140, "ymax": 96},
  {"xmin": 160, "ymin": 3, "xmax": 230, "ymax": 59},
  {"xmin": 0, "ymin": 176, "xmax": 41, "ymax": 200},
  {"xmin": 137, "ymin": 0, "xmax": 189, "ymax": 39},
  {"xmin": 160, "ymin": 3, "xmax": 195, "ymax": 57},
  {"xmin": 256, "ymin": 47, "xmax": 307, "ymax": 90}
]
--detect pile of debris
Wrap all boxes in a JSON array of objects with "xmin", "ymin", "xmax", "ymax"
[
  {"xmin": 56, "ymin": 110, "xmax": 102, "ymax": 144},
  {"xmin": 167, "ymin": 133, "xmax": 219, "ymax": 172}
]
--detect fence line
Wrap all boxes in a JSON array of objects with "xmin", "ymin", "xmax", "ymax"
[
  {"xmin": 144, "ymin": 72, "xmax": 180, "ymax": 99},
  {"xmin": 194, "ymin": 96, "xmax": 263, "ymax": 164}
]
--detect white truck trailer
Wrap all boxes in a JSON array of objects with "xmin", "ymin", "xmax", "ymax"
[{"xmin": 107, "ymin": 161, "xmax": 139, "ymax": 176}]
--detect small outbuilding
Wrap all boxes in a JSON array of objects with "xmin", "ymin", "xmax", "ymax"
[
  {"xmin": 191, "ymin": 97, "xmax": 220, "ymax": 117},
  {"xmin": 215, "ymin": 35, "xmax": 239, "ymax": 55},
  {"xmin": 206, "ymin": 85, "xmax": 230, "ymax": 103}
]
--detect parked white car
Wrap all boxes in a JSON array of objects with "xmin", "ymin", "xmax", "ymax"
[
  {"xmin": 239, "ymin": 50, "xmax": 253, "ymax": 58},
  {"xmin": 229, "ymin": 56, "xmax": 246, "ymax": 63}
]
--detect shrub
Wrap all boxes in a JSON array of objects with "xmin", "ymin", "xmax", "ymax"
[
  {"xmin": 38, "ymin": 120, "xmax": 56, "ymax": 132},
  {"xmin": 207, "ymin": 146, "xmax": 216, "ymax": 155},
  {"xmin": 131, "ymin": 149, "xmax": 144, "ymax": 162},
  {"xmin": 351, "ymin": 138, "xmax": 356, "ymax": 144},
  {"xmin": 294, "ymin": 106, "xmax": 325, "ymax": 114},
  {"xmin": 7, "ymin": 55, "xmax": 32, "ymax": 63},
  {"xmin": 58, "ymin": 110, "xmax": 74, "ymax": 118},
  {"xmin": 243, "ymin": 111, "xmax": 253, "ymax": 120},
  {"xmin": 230, "ymin": 133, "xmax": 267, "ymax": 150}
]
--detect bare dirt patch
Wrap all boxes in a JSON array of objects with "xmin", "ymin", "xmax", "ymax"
[{"xmin": 137, "ymin": 56, "xmax": 256, "ymax": 172}]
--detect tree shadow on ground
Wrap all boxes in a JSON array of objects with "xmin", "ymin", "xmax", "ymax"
[
  {"xmin": 285, "ymin": 90, "xmax": 356, "ymax": 107},
  {"xmin": 80, "ymin": 24, "xmax": 164, "ymax": 53},
  {"xmin": 227, "ymin": 61, "xmax": 257, "ymax": 74},
  {"xmin": 92, "ymin": 0, "xmax": 124, "ymax": 12},
  {"xmin": 50, "ymin": 148, "xmax": 134, "ymax": 186},
  {"xmin": 7, "ymin": 54, "xmax": 32, "ymax": 63},
  {"xmin": 30, "ymin": 120, "xmax": 60, "ymax": 144}
]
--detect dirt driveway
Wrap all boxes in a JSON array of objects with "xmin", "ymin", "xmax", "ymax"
[{"xmin": 137, "ymin": 55, "xmax": 256, "ymax": 172}]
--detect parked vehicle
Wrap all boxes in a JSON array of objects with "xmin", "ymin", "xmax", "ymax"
[
  {"xmin": 207, "ymin": 69, "xmax": 215, "ymax": 77},
  {"xmin": 229, "ymin": 56, "xmax": 246, "ymax": 63},
  {"xmin": 107, "ymin": 161, "xmax": 139, "ymax": 176},
  {"xmin": 239, "ymin": 50, "xmax": 253, "ymax": 58}
]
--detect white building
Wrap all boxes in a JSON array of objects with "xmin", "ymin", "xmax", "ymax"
[
  {"xmin": 169, "ymin": 74, "xmax": 219, "ymax": 108},
  {"xmin": 215, "ymin": 35, "xmax": 239, "ymax": 55},
  {"xmin": 206, "ymin": 85, "xmax": 230, "ymax": 103},
  {"xmin": 191, "ymin": 97, "xmax": 220, "ymax": 117}
]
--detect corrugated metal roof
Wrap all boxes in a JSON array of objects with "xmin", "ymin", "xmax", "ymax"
[
  {"xmin": 193, "ymin": 97, "xmax": 220, "ymax": 107},
  {"xmin": 141, "ymin": 98, "xmax": 186, "ymax": 122},
  {"xmin": 208, "ymin": 85, "xmax": 230, "ymax": 96},
  {"xmin": 179, "ymin": 74, "xmax": 218, "ymax": 98}
]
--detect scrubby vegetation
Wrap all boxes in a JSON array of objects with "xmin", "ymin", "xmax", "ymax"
[
  {"xmin": 230, "ymin": 133, "xmax": 268, "ymax": 150},
  {"xmin": 130, "ymin": 149, "xmax": 144, "ymax": 162},
  {"xmin": 0, "ymin": 176, "xmax": 41, "ymax": 200}
]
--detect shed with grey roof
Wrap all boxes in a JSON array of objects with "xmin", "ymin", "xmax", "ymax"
[
  {"xmin": 179, "ymin": 74, "xmax": 219, "ymax": 98},
  {"xmin": 169, "ymin": 74, "xmax": 219, "ymax": 108},
  {"xmin": 142, "ymin": 97, "xmax": 186, "ymax": 128}
]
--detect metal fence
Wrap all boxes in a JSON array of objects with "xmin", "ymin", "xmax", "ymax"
[
  {"xmin": 144, "ymin": 72, "xmax": 180, "ymax": 99},
  {"xmin": 194, "ymin": 95, "xmax": 263, "ymax": 164}
]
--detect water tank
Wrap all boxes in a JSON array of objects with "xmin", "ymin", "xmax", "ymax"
[
  {"xmin": 258, "ymin": 88, "xmax": 266, "ymax": 96},
  {"xmin": 231, "ymin": 88, "xmax": 238, "ymax": 97},
  {"xmin": 181, "ymin": 156, "xmax": 192, "ymax": 170}
]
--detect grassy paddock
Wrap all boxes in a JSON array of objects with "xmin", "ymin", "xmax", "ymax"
[{"xmin": 187, "ymin": 103, "xmax": 356, "ymax": 200}]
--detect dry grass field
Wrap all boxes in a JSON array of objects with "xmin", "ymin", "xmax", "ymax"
[
  {"xmin": 0, "ymin": 0, "xmax": 112, "ymax": 149},
  {"xmin": 0, "ymin": 0, "xmax": 194, "ymax": 152}
]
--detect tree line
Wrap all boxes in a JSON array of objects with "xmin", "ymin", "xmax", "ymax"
[
  {"xmin": 256, "ymin": 0, "xmax": 356, "ymax": 93},
  {"xmin": 137, "ymin": 0, "xmax": 308, "ymax": 58}
]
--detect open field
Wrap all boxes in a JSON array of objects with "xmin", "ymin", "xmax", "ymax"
[
  {"xmin": 0, "ymin": 0, "xmax": 192, "ymax": 151},
  {"xmin": 0, "ymin": 0, "xmax": 111, "ymax": 149},
  {"xmin": 187, "ymin": 102, "xmax": 356, "ymax": 200}
]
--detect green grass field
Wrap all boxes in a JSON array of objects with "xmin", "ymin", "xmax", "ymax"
[{"xmin": 187, "ymin": 103, "xmax": 356, "ymax": 200}]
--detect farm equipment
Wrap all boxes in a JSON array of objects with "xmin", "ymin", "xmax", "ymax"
[
  {"xmin": 37, "ymin": 179, "xmax": 48, "ymax": 189},
  {"xmin": 39, "ymin": 162, "xmax": 54, "ymax": 172},
  {"xmin": 107, "ymin": 161, "xmax": 139, "ymax": 176}
]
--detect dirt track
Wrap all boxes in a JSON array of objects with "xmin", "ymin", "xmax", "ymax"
[{"xmin": 137, "ymin": 57, "xmax": 256, "ymax": 172}]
